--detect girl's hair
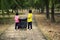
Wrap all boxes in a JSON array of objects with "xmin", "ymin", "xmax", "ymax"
[
  {"xmin": 29, "ymin": 10, "xmax": 32, "ymax": 13},
  {"xmin": 16, "ymin": 13, "xmax": 18, "ymax": 15}
]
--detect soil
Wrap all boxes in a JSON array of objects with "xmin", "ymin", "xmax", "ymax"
[
  {"xmin": 0, "ymin": 24, "xmax": 10, "ymax": 35},
  {"xmin": 35, "ymin": 14, "xmax": 60, "ymax": 40}
]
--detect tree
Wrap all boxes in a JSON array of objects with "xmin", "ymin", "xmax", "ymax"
[
  {"xmin": 40, "ymin": 0, "xmax": 45, "ymax": 13},
  {"xmin": 1, "ymin": 0, "xmax": 5, "ymax": 17},
  {"xmin": 45, "ymin": 0, "xmax": 50, "ymax": 19},
  {"xmin": 50, "ymin": 0, "xmax": 56, "ymax": 22}
]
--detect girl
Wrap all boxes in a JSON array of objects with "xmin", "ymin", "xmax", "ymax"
[{"xmin": 14, "ymin": 13, "xmax": 19, "ymax": 29}]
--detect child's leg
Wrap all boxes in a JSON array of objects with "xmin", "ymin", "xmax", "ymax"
[
  {"xmin": 15, "ymin": 23, "xmax": 17, "ymax": 29},
  {"xmin": 30, "ymin": 22, "xmax": 32, "ymax": 29},
  {"xmin": 17, "ymin": 23, "xmax": 19, "ymax": 29},
  {"xmin": 15, "ymin": 23, "xmax": 18, "ymax": 29},
  {"xmin": 29, "ymin": 22, "xmax": 32, "ymax": 29},
  {"xmin": 28, "ymin": 22, "xmax": 30, "ymax": 29}
]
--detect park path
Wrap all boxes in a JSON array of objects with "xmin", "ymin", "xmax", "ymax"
[{"xmin": 0, "ymin": 15, "xmax": 46, "ymax": 40}]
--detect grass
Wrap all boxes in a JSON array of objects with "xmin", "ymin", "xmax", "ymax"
[
  {"xmin": 0, "ymin": 12, "xmax": 26, "ymax": 25},
  {"xmin": 0, "ymin": 17, "xmax": 14, "ymax": 35},
  {"xmin": 35, "ymin": 14, "xmax": 60, "ymax": 40},
  {"xmin": 0, "ymin": 17, "xmax": 14, "ymax": 24},
  {"xmin": 0, "ymin": 24, "xmax": 9, "ymax": 35}
]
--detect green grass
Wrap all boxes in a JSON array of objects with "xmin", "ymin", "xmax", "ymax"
[{"xmin": 0, "ymin": 17, "xmax": 14, "ymax": 24}]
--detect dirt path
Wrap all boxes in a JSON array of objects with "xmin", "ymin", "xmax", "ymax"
[{"xmin": 0, "ymin": 16, "xmax": 46, "ymax": 40}]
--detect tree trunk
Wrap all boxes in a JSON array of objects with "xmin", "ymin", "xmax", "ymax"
[
  {"xmin": 39, "ymin": 8, "xmax": 41, "ymax": 13},
  {"xmin": 46, "ymin": 0, "xmax": 50, "ymax": 19},
  {"xmin": 41, "ymin": 5, "xmax": 44, "ymax": 13},
  {"xmin": 2, "ymin": 10, "xmax": 5, "ymax": 18},
  {"xmin": 41, "ymin": 4, "xmax": 44, "ymax": 13},
  {"xmin": 2, "ymin": 10, "xmax": 5, "ymax": 24},
  {"xmin": 51, "ymin": 0, "xmax": 55, "ymax": 22},
  {"xmin": 7, "ymin": 9, "xmax": 10, "ymax": 18}
]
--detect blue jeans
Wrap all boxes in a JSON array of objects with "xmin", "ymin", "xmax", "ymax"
[
  {"xmin": 15, "ymin": 23, "xmax": 19, "ymax": 29},
  {"xmin": 28, "ymin": 22, "xmax": 32, "ymax": 29}
]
